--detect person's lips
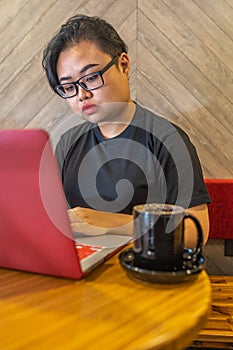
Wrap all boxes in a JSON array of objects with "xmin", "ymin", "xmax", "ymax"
[{"xmin": 82, "ymin": 104, "xmax": 97, "ymax": 115}]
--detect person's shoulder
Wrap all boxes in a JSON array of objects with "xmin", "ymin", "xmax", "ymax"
[
  {"xmin": 134, "ymin": 103, "xmax": 172, "ymax": 128},
  {"xmin": 134, "ymin": 103, "xmax": 188, "ymax": 138},
  {"xmin": 134, "ymin": 103, "xmax": 196, "ymax": 152}
]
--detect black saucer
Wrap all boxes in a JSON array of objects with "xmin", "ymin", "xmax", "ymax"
[{"xmin": 119, "ymin": 248, "xmax": 205, "ymax": 284}]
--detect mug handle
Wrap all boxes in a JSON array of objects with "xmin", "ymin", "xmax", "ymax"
[{"xmin": 182, "ymin": 213, "xmax": 203, "ymax": 265}]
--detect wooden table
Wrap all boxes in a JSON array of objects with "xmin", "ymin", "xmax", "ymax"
[
  {"xmin": 0, "ymin": 253, "xmax": 211, "ymax": 350},
  {"xmin": 0, "ymin": 208, "xmax": 211, "ymax": 350},
  {"xmin": 192, "ymin": 275, "xmax": 233, "ymax": 349}
]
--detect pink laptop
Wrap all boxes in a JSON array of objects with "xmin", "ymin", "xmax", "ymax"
[{"xmin": 0, "ymin": 129, "xmax": 130, "ymax": 279}]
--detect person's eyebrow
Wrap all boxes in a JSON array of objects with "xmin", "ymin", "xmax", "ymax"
[
  {"xmin": 80, "ymin": 63, "xmax": 99, "ymax": 74},
  {"xmin": 59, "ymin": 63, "xmax": 99, "ymax": 83}
]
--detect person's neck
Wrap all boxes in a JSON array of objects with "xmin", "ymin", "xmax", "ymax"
[{"xmin": 98, "ymin": 101, "xmax": 136, "ymax": 139}]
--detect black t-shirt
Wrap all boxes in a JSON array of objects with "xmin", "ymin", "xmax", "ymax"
[{"xmin": 55, "ymin": 103, "xmax": 210, "ymax": 214}]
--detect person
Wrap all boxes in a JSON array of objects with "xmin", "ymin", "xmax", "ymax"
[{"xmin": 42, "ymin": 14, "xmax": 210, "ymax": 247}]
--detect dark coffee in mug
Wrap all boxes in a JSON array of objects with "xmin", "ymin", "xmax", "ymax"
[{"xmin": 133, "ymin": 204, "xmax": 203, "ymax": 271}]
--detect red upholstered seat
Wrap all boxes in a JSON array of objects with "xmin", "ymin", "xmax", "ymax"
[{"xmin": 204, "ymin": 179, "xmax": 233, "ymax": 239}]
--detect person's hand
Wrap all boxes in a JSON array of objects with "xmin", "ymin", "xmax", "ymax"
[
  {"xmin": 68, "ymin": 209, "xmax": 108, "ymax": 236},
  {"xmin": 67, "ymin": 207, "xmax": 133, "ymax": 236}
]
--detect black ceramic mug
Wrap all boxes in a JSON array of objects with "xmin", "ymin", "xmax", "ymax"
[{"xmin": 133, "ymin": 203, "xmax": 203, "ymax": 271}]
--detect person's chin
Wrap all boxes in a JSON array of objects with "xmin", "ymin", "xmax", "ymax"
[{"xmin": 80, "ymin": 110, "xmax": 104, "ymax": 124}]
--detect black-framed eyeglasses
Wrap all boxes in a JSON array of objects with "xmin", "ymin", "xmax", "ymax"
[{"xmin": 54, "ymin": 54, "xmax": 119, "ymax": 99}]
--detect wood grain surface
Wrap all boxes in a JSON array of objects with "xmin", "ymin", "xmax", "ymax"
[
  {"xmin": 0, "ymin": 206, "xmax": 211, "ymax": 350},
  {"xmin": 192, "ymin": 275, "xmax": 233, "ymax": 349},
  {"xmin": 0, "ymin": 205, "xmax": 231, "ymax": 348},
  {"xmin": 0, "ymin": 255, "xmax": 211, "ymax": 350}
]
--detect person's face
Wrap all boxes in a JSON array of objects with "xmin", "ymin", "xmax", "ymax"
[{"xmin": 56, "ymin": 41, "xmax": 132, "ymax": 124}]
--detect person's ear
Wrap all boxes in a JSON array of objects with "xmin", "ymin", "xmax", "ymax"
[{"xmin": 119, "ymin": 52, "xmax": 130, "ymax": 79}]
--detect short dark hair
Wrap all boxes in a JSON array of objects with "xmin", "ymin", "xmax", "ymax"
[{"xmin": 42, "ymin": 14, "xmax": 128, "ymax": 90}]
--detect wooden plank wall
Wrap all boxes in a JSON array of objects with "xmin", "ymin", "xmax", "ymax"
[{"xmin": 0, "ymin": 0, "xmax": 232, "ymax": 178}]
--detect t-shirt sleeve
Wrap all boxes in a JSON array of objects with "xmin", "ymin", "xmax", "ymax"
[
  {"xmin": 157, "ymin": 126, "xmax": 211, "ymax": 209},
  {"xmin": 55, "ymin": 137, "xmax": 66, "ymax": 178},
  {"xmin": 54, "ymin": 122, "xmax": 91, "ymax": 180}
]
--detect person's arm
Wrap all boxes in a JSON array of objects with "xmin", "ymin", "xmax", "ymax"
[
  {"xmin": 69, "ymin": 206, "xmax": 133, "ymax": 236},
  {"xmin": 184, "ymin": 204, "xmax": 209, "ymax": 248}
]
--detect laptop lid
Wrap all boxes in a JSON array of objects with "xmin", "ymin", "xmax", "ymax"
[
  {"xmin": 0, "ymin": 129, "xmax": 131, "ymax": 279},
  {"xmin": 0, "ymin": 129, "xmax": 84, "ymax": 279}
]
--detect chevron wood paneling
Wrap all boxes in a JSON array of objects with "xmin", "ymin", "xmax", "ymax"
[
  {"xmin": 137, "ymin": 0, "xmax": 233, "ymax": 178},
  {"xmin": 0, "ymin": 0, "xmax": 232, "ymax": 178}
]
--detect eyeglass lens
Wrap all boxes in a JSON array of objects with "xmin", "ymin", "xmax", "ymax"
[
  {"xmin": 55, "ymin": 54, "xmax": 119, "ymax": 98},
  {"xmin": 56, "ymin": 72, "xmax": 103, "ymax": 98}
]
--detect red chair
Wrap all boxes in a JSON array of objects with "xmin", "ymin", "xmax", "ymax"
[
  {"xmin": 205, "ymin": 179, "xmax": 233, "ymax": 240},
  {"xmin": 204, "ymin": 179, "xmax": 233, "ymax": 260}
]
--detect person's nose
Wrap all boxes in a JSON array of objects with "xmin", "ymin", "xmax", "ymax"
[{"xmin": 77, "ymin": 85, "xmax": 92, "ymax": 101}]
